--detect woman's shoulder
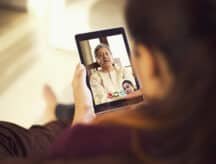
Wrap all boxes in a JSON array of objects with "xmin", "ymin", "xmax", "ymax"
[
  {"xmin": 49, "ymin": 124, "xmax": 132, "ymax": 158},
  {"xmin": 113, "ymin": 64, "xmax": 123, "ymax": 70},
  {"xmin": 90, "ymin": 70, "xmax": 103, "ymax": 80}
]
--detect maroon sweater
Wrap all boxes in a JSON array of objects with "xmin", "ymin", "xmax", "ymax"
[
  {"xmin": 0, "ymin": 121, "xmax": 68, "ymax": 159},
  {"xmin": 49, "ymin": 124, "xmax": 135, "ymax": 158}
]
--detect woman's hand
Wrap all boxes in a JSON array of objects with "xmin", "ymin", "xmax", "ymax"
[{"xmin": 72, "ymin": 64, "xmax": 96, "ymax": 125}]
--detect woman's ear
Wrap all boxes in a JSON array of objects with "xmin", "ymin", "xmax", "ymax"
[
  {"xmin": 135, "ymin": 44, "xmax": 156, "ymax": 78},
  {"xmin": 96, "ymin": 58, "xmax": 100, "ymax": 65},
  {"xmin": 133, "ymin": 43, "xmax": 174, "ymax": 101}
]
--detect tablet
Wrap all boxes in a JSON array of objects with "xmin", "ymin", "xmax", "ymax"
[{"xmin": 75, "ymin": 27, "xmax": 143, "ymax": 113}]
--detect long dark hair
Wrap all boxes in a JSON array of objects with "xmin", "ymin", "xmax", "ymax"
[
  {"xmin": 94, "ymin": 0, "xmax": 215, "ymax": 164},
  {"xmin": 124, "ymin": 0, "xmax": 216, "ymax": 163}
]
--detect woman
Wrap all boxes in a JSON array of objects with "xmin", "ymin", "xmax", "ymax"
[
  {"xmin": 0, "ymin": 0, "xmax": 215, "ymax": 163},
  {"xmin": 122, "ymin": 80, "xmax": 136, "ymax": 94},
  {"xmin": 49, "ymin": 0, "xmax": 216, "ymax": 163},
  {"xmin": 90, "ymin": 43, "xmax": 135, "ymax": 104}
]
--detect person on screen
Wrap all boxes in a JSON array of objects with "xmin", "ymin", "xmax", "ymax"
[
  {"xmin": 122, "ymin": 80, "xmax": 136, "ymax": 94},
  {"xmin": 0, "ymin": 0, "xmax": 215, "ymax": 163},
  {"xmin": 89, "ymin": 43, "xmax": 135, "ymax": 104}
]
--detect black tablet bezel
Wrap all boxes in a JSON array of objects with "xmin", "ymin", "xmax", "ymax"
[{"xmin": 75, "ymin": 27, "xmax": 143, "ymax": 113}]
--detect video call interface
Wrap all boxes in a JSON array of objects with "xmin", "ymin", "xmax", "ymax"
[{"xmin": 79, "ymin": 34, "xmax": 138, "ymax": 105}]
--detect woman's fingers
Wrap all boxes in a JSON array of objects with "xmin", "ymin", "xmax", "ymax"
[{"xmin": 72, "ymin": 63, "xmax": 95, "ymax": 125}]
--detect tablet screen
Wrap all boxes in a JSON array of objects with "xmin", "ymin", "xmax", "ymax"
[{"xmin": 76, "ymin": 28, "xmax": 143, "ymax": 113}]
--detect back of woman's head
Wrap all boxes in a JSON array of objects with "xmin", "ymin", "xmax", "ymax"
[
  {"xmin": 124, "ymin": 0, "xmax": 216, "ymax": 163},
  {"xmin": 126, "ymin": 0, "xmax": 216, "ymax": 74}
]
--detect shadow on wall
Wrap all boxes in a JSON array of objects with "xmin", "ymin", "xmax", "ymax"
[
  {"xmin": 0, "ymin": 9, "xmax": 37, "ymax": 94},
  {"xmin": 88, "ymin": 0, "xmax": 127, "ymax": 30},
  {"xmin": 0, "ymin": 0, "xmax": 28, "ymax": 11}
]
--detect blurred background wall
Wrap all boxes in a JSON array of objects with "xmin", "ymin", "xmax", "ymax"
[
  {"xmin": 0, "ymin": 0, "xmax": 129, "ymax": 128},
  {"xmin": 0, "ymin": 0, "xmax": 27, "ymax": 10}
]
